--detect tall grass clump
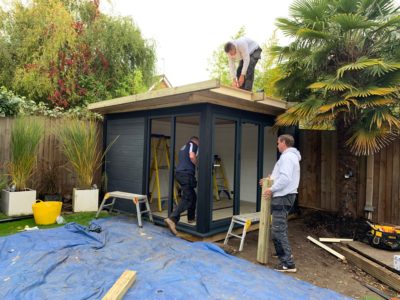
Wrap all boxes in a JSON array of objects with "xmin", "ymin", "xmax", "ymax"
[
  {"xmin": 9, "ymin": 117, "xmax": 44, "ymax": 190},
  {"xmin": 58, "ymin": 119, "xmax": 115, "ymax": 189}
]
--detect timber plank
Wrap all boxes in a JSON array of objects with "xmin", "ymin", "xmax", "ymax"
[
  {"xmin": 103, "ymin": 270, "xmax": 136, "ymax": 300},
  {"xmin": 335, "ymin": 245, "xmax": 400, "ymax": 292},
  {"xmin": 257, "ymin": 178, "xmax": 272, "ymax": 264},
  {"xmin": 345, "ymin": 241, "xmax": 400, "ymax": 275}
]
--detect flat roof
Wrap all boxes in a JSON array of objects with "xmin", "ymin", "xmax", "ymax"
[{"xmin": 88, "ymin": 79, "xmax": 288, "ymax": 116}]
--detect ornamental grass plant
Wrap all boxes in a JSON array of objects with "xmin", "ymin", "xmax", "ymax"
[
  {"xmin": 8, "ymin": 117, "xmax": 44, "ymax": 191},
  {"xmin": 58, "ymin": 119, "xmax": 115, "ymax": 189}
]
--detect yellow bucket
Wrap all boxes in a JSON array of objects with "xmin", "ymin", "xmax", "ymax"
[{"xmin": 32, "ymin": 200, "xmax": 62, "ymax": 225}]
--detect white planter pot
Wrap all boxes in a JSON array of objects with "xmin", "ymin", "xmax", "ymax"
[
  {"xmin": 73, "ymin": 188, "xmax": 99, "ymax": 212},
  {"xmin": 1, "ymin": 189, "xmax": 36, "ymax": 216}
]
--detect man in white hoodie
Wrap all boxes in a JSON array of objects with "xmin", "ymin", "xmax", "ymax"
[{"xmin": 263, "ymin": 134, "xmax": 301, "ymax": 273}]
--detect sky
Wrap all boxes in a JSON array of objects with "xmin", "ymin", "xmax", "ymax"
[{"xmin": 101, "ymin": 0, "xmax": 294, "ymax": 86}]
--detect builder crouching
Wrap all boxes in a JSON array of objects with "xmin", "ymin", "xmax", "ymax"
[
  {"xmin": 165, "ymin": 136, "xmax": 199, "ymax": 235},
  {"xmin": 261, "ymin": 134, "xmax": 301, "ymax": 273}
]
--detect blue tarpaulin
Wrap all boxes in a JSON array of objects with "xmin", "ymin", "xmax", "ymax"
[{"xmin": 0, "ymin": 217, "xmax": 351, "ymax": 299}]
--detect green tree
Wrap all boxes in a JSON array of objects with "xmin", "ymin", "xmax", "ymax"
[
  {"xmin": 273, "ymin": 0, "xmax": 400, "ymax": 217},
  {"xmin": 253, "ymin": 31, "xmax": 284, "ymax": 96},
  {"xmin": 273, "ymin": 0, "xmax": 400, "ymax": 155},
  {"xmin": 0, "ymin": 0, "xmax": 156, "ymax": 108}
]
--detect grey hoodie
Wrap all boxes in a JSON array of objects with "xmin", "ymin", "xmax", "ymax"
[{"xmin": 270, "ymin": 147, "xmax": 301, "ymax": 197}]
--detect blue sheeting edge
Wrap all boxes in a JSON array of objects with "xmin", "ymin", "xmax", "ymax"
[{"xmin": 0, "ymin": 217, "xmax": 352, "ymax": 300}]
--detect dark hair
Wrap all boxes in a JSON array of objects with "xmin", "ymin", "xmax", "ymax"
[
  {"xmin": 190, "ymin": 136, "xmax": 199, "ymax": 142},
  {"xmin": 278, "ymin": 134, "xmax": 295, "ymax": 147},
  {"xmin": 224, "ymin": 42, "xmax": 234, "ymax": 53}
]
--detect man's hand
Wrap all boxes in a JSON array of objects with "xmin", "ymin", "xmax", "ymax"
[
  {"xmin": 231, "ymin": 79, "xmax": 239, "ymax": 88},
  {"xmin": 238, "ymin": 74, "xmax": 245, "ymax": 87},
  {"xmin": 263, "ymin": 188, "xmax": 272, "ymax": 198}
]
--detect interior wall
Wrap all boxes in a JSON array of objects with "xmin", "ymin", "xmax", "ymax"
[
  {"xmin": 240, "ymin": 123, "xmax": 258, "ymax": 203},
  {"xmin": 150, "ymin": 119, "xmax": 171, "ymax": 200},
  {"xmin": 214, "ymin": 123, "xmax": 277, "ymax": 204},
  {"xmin": 263, "ymin": 126, "xmax": 277, "ymax": 177},
  {"xmin": 150, "ymin": 119, "xmax": 199, "ymax": 200},
  {"xmin": 214, "ymin": 123, "xmax": 236, "ymax": 197}
]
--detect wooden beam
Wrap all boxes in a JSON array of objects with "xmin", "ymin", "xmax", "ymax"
[
  {"xmin": 335, "ymin": 246, "xmax": 400, "ymax": 292},
  {"xmin": 307, "ymin": 236, "xmax": 347, "ymax": 262},
  {"xmin": 102, "ymin": 270, "xmax": 137, "ymax": 300},
  {"xmin": 89, "ymin": 79, "xmax": 220, "ymax": 112},
  {"xmin": 257, "ymin": 178, "xmax": 272, "ymax": 264},
  {"xmin": 318, "ymin": 238, "xmax": 354, "ymax": 243}
]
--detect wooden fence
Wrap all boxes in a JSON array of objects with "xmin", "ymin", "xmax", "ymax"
[
  {"xmin": 0, "ymin": 117, "xmax": 103, "ymax": 197},
  {"xmin": 299, "ymin": 130, "xmax": 400, "ymax": 225}
]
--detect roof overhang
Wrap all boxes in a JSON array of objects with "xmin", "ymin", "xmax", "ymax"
[{"xmin": 88, "ymin": 79, "xmax": 288, "ymax": 116}]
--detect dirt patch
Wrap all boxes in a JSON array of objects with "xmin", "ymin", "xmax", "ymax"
[{"xmin": 217, "ymin": 209, "xmax": 399, "ymax": 299}]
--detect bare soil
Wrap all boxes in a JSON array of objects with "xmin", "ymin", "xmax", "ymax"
[{"xmin": 217, "ymin": 209, "xmax": 400, "ymax": 300}]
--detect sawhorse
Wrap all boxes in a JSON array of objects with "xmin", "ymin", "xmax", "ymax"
[
  {"xmin": 96, "ymin": 191, "xmax": 153, "ymax": 227},
  {"xmin": 224, "ymin": 212, "xmax": 260, "ymax": 251}
]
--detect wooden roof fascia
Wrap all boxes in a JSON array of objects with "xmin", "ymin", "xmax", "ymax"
[
  {"xmin": 191, "ymin": 93, "xmax": 284, "ymax": 116},
  {"xmin": 88, "ymin": 79, "xmax": 220, "ymax": 112}
]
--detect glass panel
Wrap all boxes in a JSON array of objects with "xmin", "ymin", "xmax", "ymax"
[
  {"xmin": 149, "ymin": 118, "xmax": 172, "ymax": 218},
  {"xmin": 239, "ymin": 123, "xmax": 258, "ymax": 214},
  {"xmin": 263, "ymin": 126, "xmax": 277, "ymax": 178},
  {"xmin": 174, "ymin": 116, "xmax": 200, "ymax": 227},
  {"xmin": 212, "ymin": 118, "xmax": 236, "ymax": 222}
]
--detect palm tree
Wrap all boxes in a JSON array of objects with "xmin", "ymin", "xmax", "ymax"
[
  {"xmin": 272, "ymin": 0, "xmax": 400, "ymax": 216},
  {"xmin": 274, "ymin": 0, "xmax": 400, "ymax": 154}
]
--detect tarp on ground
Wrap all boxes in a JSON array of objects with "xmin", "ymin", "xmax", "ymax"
[{"xmin": 0, "ymin": 217, "xmax": 351, "ymax": 300}]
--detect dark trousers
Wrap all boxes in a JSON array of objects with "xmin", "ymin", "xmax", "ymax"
[
  {"xmin": 170, "ymin": 172, "xmax": 197, "ymax": 223},
  {"xmin": 271, "ymin": 194, "xmax": 296, "ymax": 266},
  {"xmin": 236, "ymin": 47, "xmax": 262, "ymax": 91}
]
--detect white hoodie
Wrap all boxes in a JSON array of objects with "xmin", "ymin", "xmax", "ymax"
[{"xmin": 270, "ymin": 147, "xmax": 301, "ymax": 197}]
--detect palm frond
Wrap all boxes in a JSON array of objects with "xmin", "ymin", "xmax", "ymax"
[
  {"xmin": 331, "ymin": 13, "xmax": 376, "ymax": 30},
  {"xmin": 275, "ymin": 98, "xmax": 324, "ymax": 127},
  {"xmin": 309, "ymin": 78, "xmax": 354, "ymax": 91},
  {"xmin": 345, "ymin": 86, "xmax": 398, "ymax": 98},
  {"xmin": 346, "ymin": 127, "xmax": 397, "ymax": 155},
  {"xmin": 275, "ymin": 18, "xmax": 301, "ymax": 37},
  {"xmin": 369, "ymin": 109, "xmax": 400, "ymax": 129},
  {"xmin": 318, "ymin": 99, "xmax": 352, "ymax": 113},
  {"xmin": 337, "ymin": 57, "xmax": 400, "ymax": 77},
  {"xmin": 375, "ymin": 15, "xmax": 400, "ymax": 31},
  {"xmin": 357, "ymin": 97, "xmax": 397, "ymax": 108},
  {"xmin": 296, "ymin": 28, "xmax": 331, "ymax": 40}
]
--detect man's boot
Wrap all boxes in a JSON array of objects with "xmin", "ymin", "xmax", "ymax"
[{"xmin": 164, "ymin": 218, "xmax": 178, "ymax": 235}]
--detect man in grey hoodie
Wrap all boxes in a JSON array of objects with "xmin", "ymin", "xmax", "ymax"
[{"xmin": 263, "ymin": 134, "xmax": 301, "ymax": 273}]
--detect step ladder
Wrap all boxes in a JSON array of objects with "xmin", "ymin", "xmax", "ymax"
[
  {"xmin": 212, "ymin": 155, "xmax": 231, "ymax": 201},
  {"xmin": 149, "ymin": 134, "xmax": 179, "ymax": 211},
  {"xmin": 224, "ymin": 212, "xmax": 260, "ymax": 251}
]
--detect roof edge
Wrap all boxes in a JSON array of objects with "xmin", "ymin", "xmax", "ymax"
[{"xmin": 88, "ymin": 79, "xmax": 220, "ymax": 112}]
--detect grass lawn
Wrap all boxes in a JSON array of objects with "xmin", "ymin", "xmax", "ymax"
[{"xmin": 0, "ymin": 211, "xmax": 110, "ymax": 237}]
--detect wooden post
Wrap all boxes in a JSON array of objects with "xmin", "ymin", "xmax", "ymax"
[
  {"xmin": 257, "ymin": 178, "xmax": 272, "ymax": 264},
  {"xmin": 102, "ymin": 270, "xmax": 137, "ymax": 300}
]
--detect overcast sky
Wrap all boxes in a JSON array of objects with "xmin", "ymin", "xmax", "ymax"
[{"xmin": 101, "ymin": 0, "xmax": 294, "ymax": 86}]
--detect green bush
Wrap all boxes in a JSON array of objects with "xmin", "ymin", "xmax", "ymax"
[{"xmin": 0, "ymin": 86, "xmax": 23, "ymax": 117}]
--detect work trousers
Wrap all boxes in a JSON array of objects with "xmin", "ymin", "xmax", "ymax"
[
  {"xmin": 170, "ymin": 172, "xmax": 197, "ymax": 223},
  {"xmin": 271, "ymin": 194, "xmax": 296, "ymax": 267},
  {"xmin": 236, "ymin": 47, "xmax": 262, "ymax": 91}
]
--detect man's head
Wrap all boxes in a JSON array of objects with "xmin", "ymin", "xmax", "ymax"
[
  {"xmin": 190, "ymin": 136, "xmax": 199, "ymax": 145},
  {"xmin": 224, "ymin": 42, "xmax": 236, "ymax": 57},
  {"xmin": 277, "ymin": 134, "xmax": 294, "ymax": 153}
]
